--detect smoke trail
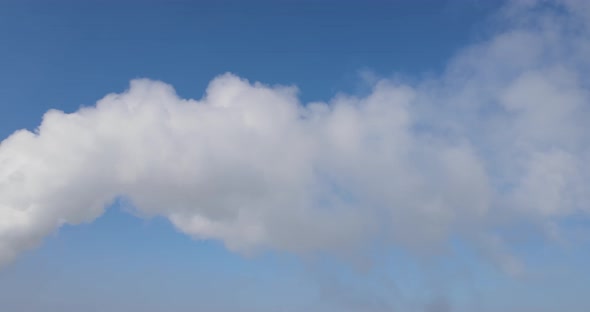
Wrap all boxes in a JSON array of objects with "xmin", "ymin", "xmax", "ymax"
[{"xmin": 1, "ymin": 0, "xmax": 589, "ymax": 270}]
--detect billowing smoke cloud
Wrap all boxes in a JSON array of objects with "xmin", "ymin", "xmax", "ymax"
[{"xmin": 1, "ymin": 0, "xmax": 589, "ymax": 269}]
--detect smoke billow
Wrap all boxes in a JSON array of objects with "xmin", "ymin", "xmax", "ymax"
[{"xmin": 1, "ymin": 0, "xmax": 589, "ymax": 270}]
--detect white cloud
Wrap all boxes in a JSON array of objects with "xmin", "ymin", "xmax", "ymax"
[{"xmin": 1, "ymin": 0, "xmax": 589, "ymax": 270}]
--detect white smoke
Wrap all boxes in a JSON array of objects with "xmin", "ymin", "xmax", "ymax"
[{"xmin": 1, "ymin": 0, "xmax": 589, "ymax": 270}]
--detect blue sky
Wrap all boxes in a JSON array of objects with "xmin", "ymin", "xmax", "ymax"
[
  {"xmin": 0, "ymin": 0, "xmax": 500, "ymax": 135},
  {"xmin": 0, "ymin": 1, "xmax": 589, "ymax": 312}
]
